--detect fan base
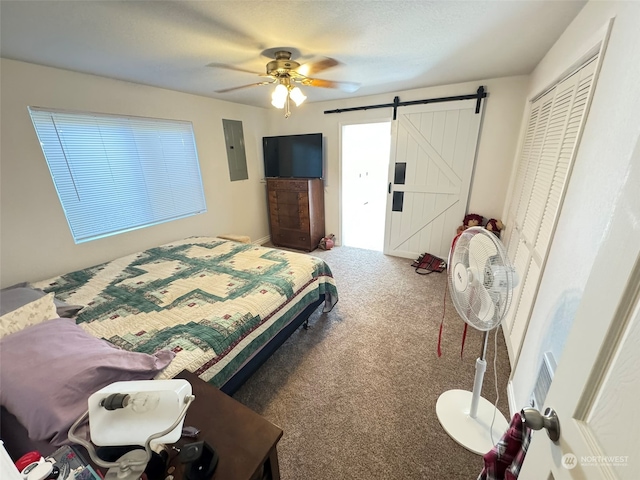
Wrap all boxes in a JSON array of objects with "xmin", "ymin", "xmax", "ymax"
[{"xmin": 436, "ymin": 389, "xmax": 509, "ymax": 455}]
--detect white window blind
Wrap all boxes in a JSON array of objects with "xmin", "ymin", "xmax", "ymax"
[{"xmin": 28, "ymin": 108, "xmax": 207, "ymax": 243}]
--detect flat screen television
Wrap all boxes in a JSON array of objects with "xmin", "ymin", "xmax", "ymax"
[{"xmin": 263, "ymin": 133, "xmax": 323, "ymax": 178}]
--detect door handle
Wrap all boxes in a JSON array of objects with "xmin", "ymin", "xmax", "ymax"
[
  {"xmin": 388, "ymin": 182, "xmax": 392, "ymax": 194},
  {"xmin": 521, "ymin": 407, "xmax": 560, "ymax": 442}
]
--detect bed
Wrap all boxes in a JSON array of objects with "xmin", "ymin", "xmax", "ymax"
[{"xmin": 0, "ymin": 236, "xmax": 337, "ymax": 457}]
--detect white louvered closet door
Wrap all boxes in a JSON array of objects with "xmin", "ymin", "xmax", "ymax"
[{"xmin": 503, "ymin": 56, "xmax": 599, "ymax": 364}]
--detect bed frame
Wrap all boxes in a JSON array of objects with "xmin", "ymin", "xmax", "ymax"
[{"xmin": 220, "ymin": 294, "xmax": 324, "ymax": 395}]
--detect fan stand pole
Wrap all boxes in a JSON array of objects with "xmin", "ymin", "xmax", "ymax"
[
  {"xmin": 469, "ymin": 331, "xmax": 490, "ymax": 419},
  {"xmin": 435, "ymin": 330, "xmax": 509, "ymax": 455}
]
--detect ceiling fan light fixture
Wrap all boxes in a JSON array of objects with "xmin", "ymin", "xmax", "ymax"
[
  {"xmin": 289, "ymin": 86, "xmax": 307, "ymax": 106},
  {"xmin": 271, "ymin": 84, "xmax": 288, "ymax": 108},
  {"xmin": 214, "ymin": 50, "xmax": 359, "ymax": 116}
]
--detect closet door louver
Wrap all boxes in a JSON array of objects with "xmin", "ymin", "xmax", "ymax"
[
  {"xmin": 535, "ymin": 61, "xmax": 597, "ymax": 255},
  {"xmin": 505, "ymin": 103, "xmax": 540, "ymax": 262},
  {"xmin": 504, "ymin": 89, "xmax": 555, "ymax": 345},
  {"xmin": 503, "ymin": 56, "xmax": 598, "ymax": 363}
]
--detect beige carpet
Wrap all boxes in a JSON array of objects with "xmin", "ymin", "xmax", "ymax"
[{"xmin": 233, "ymin": 245, "xmax": 511, "ymax": 479}]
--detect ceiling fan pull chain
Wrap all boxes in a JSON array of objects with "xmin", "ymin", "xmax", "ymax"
[{"xmin": 285, "ymin": 94, "xmax": 291, "ymax": 119}]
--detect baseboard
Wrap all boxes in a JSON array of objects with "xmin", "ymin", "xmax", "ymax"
[
  {"xmin": 507, "ymin": 380, "xmax": 517, "ymax": 418},
  {"xmin": 253, "ymin": 235, "xmax": 270, "ymax": 246}
]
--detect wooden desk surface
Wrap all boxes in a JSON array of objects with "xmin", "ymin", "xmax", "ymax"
[{"xmin": 174, "ymin": 371, "xmax": 283, "ymax": 480}]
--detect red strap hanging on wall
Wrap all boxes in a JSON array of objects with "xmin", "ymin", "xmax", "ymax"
[{"xmin": 437, "ymin": 232, "xmax": 463, "ymax": 357}]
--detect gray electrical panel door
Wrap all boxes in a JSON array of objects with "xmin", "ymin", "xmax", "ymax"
[{"xmin": 222, "ymin": 119, "xmax": 248, "ymax": 181}]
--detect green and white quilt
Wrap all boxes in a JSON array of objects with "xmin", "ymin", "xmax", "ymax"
[{"xmin": 31, "ymin": 237, "xmax": 338, "ymax": 387}]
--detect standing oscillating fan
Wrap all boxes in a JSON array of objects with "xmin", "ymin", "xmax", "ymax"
[{"xmin": 436, "ymin": 226, "xmax": 518, "ymax": 455}]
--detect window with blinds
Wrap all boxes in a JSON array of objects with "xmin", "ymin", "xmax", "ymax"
[
  {"xmin": 502, "ymin": 56, "xmax": 599, "ymax": 361},
  {"xmin": 28, "ymin": 108, "xmax": 207, "ymax": 243}
]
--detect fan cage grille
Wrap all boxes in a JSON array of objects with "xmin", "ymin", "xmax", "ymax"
[{"xmin": 448, "ymin": 227, "xmax": 516, "ymax": 331}]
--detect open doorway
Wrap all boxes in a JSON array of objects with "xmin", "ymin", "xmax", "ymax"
[{"xmin": 341, "ymin": 122, "xmax": 391, "ymax": 251}]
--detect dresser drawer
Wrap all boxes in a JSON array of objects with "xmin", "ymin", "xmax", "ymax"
[
  {"xmin": 271, "ymin": 210, "xmax": 309, "ymax": 229},
  {"xmin": 272, "ymin": 192, "xmax": 309, "ymax": 208},
  {"xmin": 288, "ymin": 235, "xmax": 310, "ymax": 249},
  {"xmin": 267, "ymin": 179, "xmax": 309, "ymax": 192},
  {"xmin": 271, "ymin": 231, "xmax": 310, "ymax": 248}
]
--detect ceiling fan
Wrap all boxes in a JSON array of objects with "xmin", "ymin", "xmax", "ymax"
[{"xmin": 210, "ymin": 50, "xmax": 360, "ymax": 117}]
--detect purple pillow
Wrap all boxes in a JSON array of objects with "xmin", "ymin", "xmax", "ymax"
[
  {"xmin": 0, "ymin": 318, "xmax": 175, "ymax": 446},
  {"xmin": 0, "ymin": 286, "xmax": 84, "ymax": 318}
]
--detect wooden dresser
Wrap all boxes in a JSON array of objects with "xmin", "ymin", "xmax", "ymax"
[{"xmin": 267, "ymin": 178, "xmax": 325, "ymax": 251}]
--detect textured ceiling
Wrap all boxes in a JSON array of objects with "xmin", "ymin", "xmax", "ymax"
[{"xmin": 0, "ymin": 1, "xmax": 586, "ymax": 108}]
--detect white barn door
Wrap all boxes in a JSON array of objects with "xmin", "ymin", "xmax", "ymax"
[{"xmin": 384, "ymin": 100, "xmax": 482, "ymax": 260}]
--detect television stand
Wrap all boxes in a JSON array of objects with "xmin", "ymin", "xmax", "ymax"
[{"xmin": 267, "ymin": 178, "xmax": 325, "ymax": 251}]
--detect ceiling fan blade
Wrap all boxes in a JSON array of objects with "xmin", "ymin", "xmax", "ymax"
[
  {"xmin": 215, "ymin": 82, "xmax": 272, "ymax": 93},
  {"xmin": 207, "ymin": 63, "xmax": 263, "ymax": 75},
  {"xmin": 295, "ymin": 57, "xmax": 339, "ymax": 77},
  {"xmin": 301, "ymin": 78, "xmax": 360, "ymax": 93}
]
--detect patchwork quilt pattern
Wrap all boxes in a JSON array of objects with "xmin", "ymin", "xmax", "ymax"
[{"xmin": 31, "ymin": 237, "xmax": 338, "ymax": 387}]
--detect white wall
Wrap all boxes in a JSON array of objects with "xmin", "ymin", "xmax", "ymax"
[
  {"xmin": 0, "ymin": 59, "xmax": 270, "ymax": 288},
  {"xmin": 511, "ymin": 0, "xmax": 640, "ymax": 409},
  {"xmin": 0, "ymin": 61, "xmax": 529, "ymax": 288},
  {"xmin": 266, "ymin": 76, "xmax": 529, "ymax": 244}
]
